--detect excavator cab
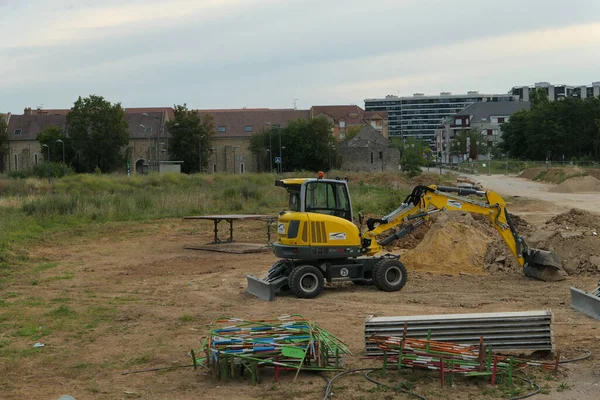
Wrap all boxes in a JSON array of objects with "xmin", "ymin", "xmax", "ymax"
[{"xmin": 276, "ymin": 178, "xmax": 354, "ymax": 222}]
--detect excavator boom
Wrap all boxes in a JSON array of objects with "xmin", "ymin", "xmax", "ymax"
[{"xmin": 363, "ymin": 185, "xmax": 565, "ymax": 282}]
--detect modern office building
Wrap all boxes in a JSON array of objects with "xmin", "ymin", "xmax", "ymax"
[
  {"xmin": 364, "ymin": 91, "xmax": 518, "ymax": 144},
  {"xmin": 511, "ymin": 82, "xmax": 600, "ymax": 101}
]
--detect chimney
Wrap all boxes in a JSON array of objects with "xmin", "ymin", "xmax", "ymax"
[{"xmin": 24, "ymin": 107, "xmax": 32, "ymax": 115}]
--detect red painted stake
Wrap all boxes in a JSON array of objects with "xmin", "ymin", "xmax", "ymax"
[
  {"xmin": 491, "ymin": 356, "xmax": 498, "ymax": 385},
  {"xmin": 274, "ymin": 357, "xmax": 279, "ymax": 383},
  {"xmin": 440, "ymin": 356, "xmax": 445, "ymax": 387}
]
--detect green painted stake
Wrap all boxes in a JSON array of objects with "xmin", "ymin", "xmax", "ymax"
[
  {"xmin": 487, "ymin": 346, "xmax": 492, "ymax": 372},
  {"xmin": 335, "ymin": 347, "xmax": 339, "ymax": 369},
  {"xmin": 426, "ymin": 329, "xmax": 432, "ymax": 353},
  {"xmin": 220, "ymin": 354, "xmax": 229, "ymax": 382},
  {"xmin": 449, "ymin": 359, "xmax": 454, "ymax": 386},
  {"xmin": 508, "ymin": 357, "xmax": 514, "ymax": 386}
]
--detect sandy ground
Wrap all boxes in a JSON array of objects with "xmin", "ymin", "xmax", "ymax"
[{"xmin": 2, "ymin": 177, "xmax": 600, "ymax": 400}]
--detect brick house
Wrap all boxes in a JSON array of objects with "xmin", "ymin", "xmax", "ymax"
[
  {"xmin": 340, "ymin": 125, "xmax": 399, "ymax": 172},
  {"xmin": 2, "ymin": 107, "xmax": 170, "ymax": 174},
  {"xmin": 196, "ymin": 108, "xmax": 310, "ymax": 173},
  {"xmin": 310, "ymin": 105, "xmax": 388, "ymax": 140}
]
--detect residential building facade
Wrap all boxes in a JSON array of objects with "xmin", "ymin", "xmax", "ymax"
[
  {"xmin": 364, "ymin": 92, "xmax": 518, "ymax": 145},
  {"xmin": 195, "ymin": 108, "xmax": 310, "ymax": 173},
  {"xmin": 309, "ymin": 105, "xmax": 388, "ymax": 140},
  {"xmin": 511, "ymin": 82, "xmax": 600, "ymax": 101},
  {"xmin": 435, "ymin": 101, "xmax": 530, "ymax": 163}
]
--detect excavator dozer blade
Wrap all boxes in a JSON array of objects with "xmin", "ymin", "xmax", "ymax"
[
  {"xmin": 246, "ymin": 274, "xmax": 278, "ymax": 301},
  {"xmin": 246, "ymin": 274, "xmax": 289, "ymax": 301},
  {"xmin": 570, "ymin": 286, "xmax": 600, "ymax": 320},
  {"xmin": 523, "ymin": 249, "xmax": 566, "ymax": 282}
]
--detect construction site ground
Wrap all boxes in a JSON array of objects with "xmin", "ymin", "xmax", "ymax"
[{"xmin": 2, "ymin": 173, "xmax": 600, "ymax": 400}]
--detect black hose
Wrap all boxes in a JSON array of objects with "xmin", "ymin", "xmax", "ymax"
[
  {"xmin": 323, "ymin": 368, "xmax": 427, "ymax": 400},
  {"xmin": 323, "ymin": 368, "xmax": 374, "ymax": 400},
  {"xmin": 559, "ymin": 349, "xmax": 592, "ymax": 364},
  {"xmin": 510, "ymin": 376, "xmax": 540, "ymax": 400},
  {"xmin": 365, "ymin": 369, "xmax": 428, "ymax": 400}
]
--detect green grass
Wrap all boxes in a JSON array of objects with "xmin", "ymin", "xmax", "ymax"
[
  {"xmin": 178, "ymin": 314, "xmax": 195, "ymax": 323},
  {"xmin": 46, "ymin": 304, "xmax": 77, "ymax": 318}
]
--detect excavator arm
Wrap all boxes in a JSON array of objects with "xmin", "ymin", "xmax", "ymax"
[{"xmin": 362, "ymin": 185, "xmax": 564, "ymax": 282}]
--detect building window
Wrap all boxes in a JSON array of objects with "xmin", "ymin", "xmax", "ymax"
[
  {"xmin": 217, "ymin": 126, "xmax": 226, "ymax": 133},
  {"xmin": 498, "ymin": 117, "xmax": 505, "ymax": 123},
  {"xmin": 213, "ymin": 163, "xmax": 217, "ymax": 173},
  {"xmin": 376, "ymin": 120, "xmax": 382, "ymax": 127},
  {"xmin": 14, "ymin": 129, "xmax": 22, "ymax": 135},
  {"xmin": 144, "ymin": 126, "xmax": 152, "ymax": 133},
  {"xmin": 339, "ymin": 121, "xmax": 346, "ymax": 128},
  {"xmin": 14, "ymin": 154, "xmax": 18, "ymax": 170},
  {"xmin": 244, "ymin": 125, "xmax": 253, "ymax": 132},
  {"xmin": 370, "ymin": 152, "xmax": 374, "ymax": 164},
  {"xmin": 455, "ymin": 119, "xmax": 461, "ymax": 126},
  {"xmin": 487, "ymin": 130, "xmax": 493, "ymax": 136},
  {"xmin": 240, "ymin": 163, "xmax": 245, "ymax": 173},
  {"xmin": 34, "ymin": 153, "xmax": 39, "ymax": 165}
]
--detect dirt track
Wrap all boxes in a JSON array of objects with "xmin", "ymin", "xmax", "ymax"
[
  {"xmin": 459, "ymin": 172, "xmax": 600, "ymax": 215},
  {"xmin": 3, "ymin": 200, "xmax": 599, "ymax": 399}
]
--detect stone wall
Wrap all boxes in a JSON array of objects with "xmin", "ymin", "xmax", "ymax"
[{"xmin": 340, "ymin": 146, "xmax": 400, "ymax": 172}]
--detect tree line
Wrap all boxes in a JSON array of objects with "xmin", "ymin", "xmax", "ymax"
[{"xmin": 500, "ymin": 89, "xmax": 600, "ymax": 161}]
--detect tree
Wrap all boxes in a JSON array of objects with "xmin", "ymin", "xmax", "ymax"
[
  {"xmin": 67, "ymin": 95, "xmax": 129, "ymax": 173},
  {"xmin": 0, "ymin": 118, "xmax": 7, "ymax": 173},
  {"xmin": 450, "ymin": 126, "xmax": 488, "ymax": 160},
  {"xmin": 500, "ymin": 94, "xmax": 600, "ymax": 161},
  {"xmin": 249, "ymin": 117, "xmax": 337, "ymax": 172},
  {"xmin": 165, "ymin": 104, "xmax": 215, "ymax": 174},
  {"xmin": 36, "ymin": 125, "xmax": 76, "ymax": 165},
  {"xmin": 399, "ymin": 138, "xmax": 428, "ymax": 177}
]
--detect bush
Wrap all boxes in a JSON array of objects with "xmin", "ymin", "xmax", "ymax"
[{"xmin": 8, "ymin": 162, "xmax": 75, "ymax": 180}]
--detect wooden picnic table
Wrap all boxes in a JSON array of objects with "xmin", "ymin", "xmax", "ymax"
[{"xmin": 184, "ymin": 214, "xmax": 277, "ymax": 245}]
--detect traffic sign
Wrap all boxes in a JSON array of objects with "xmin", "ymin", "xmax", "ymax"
[{"xmin": 275, "ymin": 157, "xmax": 281, "ymax": 164}]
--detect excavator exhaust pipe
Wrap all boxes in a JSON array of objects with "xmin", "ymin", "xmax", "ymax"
[{"xmin": 523, "ymin": 249, "xmax": 566, "ymax": 282}]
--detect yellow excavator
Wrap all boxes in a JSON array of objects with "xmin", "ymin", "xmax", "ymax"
[{"xmin": 246, "ymin": 174, "xmax": 565, "ymax": 301}]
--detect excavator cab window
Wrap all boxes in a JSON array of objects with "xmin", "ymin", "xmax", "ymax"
[
  {"xmin": 288, "ymin": 186, "xmax": 301, "ymax": 212},
  {"xmin": 304, "ymin": 181, "xmax": 352, "ymax": 222}
]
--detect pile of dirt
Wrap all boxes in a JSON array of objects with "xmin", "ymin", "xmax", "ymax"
[
  {"xmin": 391, "ymin": 209, "xmax": 536, "ymax": 275},
  {"xmin": 401, "ymin": 220, "xmax": 491, "ymax": 275},
  {"xmin": 529, "ymin": 209, "xmax": 600, "ymax": 275},
  {"xmin": 549, "ymin": 175, "xmax": 600, "ymax": 193}
]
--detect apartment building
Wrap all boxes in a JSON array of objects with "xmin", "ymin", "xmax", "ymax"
[
  {"xmin": 364, "ymin": 92, "xmax": 518, "ymax": 145},
  {"xmin": 511, "ymin": 82, "xmax": 600, "ymax": 101}
]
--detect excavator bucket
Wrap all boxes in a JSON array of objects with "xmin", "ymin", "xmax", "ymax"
[
  {"xmin": 522, "ymin": 249, "xmax": 566, "ymax": 282},
  {"xmin": 570, "ymin": 284, "xmax": 600, "ymax": 320}
]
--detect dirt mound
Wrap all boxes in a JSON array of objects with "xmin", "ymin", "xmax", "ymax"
[
  {"xmin": 519, "ymin": 168, "xmax": 543, "ymax": 180},
  {"xmin": 549, "ymin": 175, "xmax": 600, "ymax": 193},
  {"xmin": 534, "ymin": 209, "xmax": 600, "ymax": 275},
  {"xmin": 402, "ymin": 221, "xmax": 491, "ymax": 275}
]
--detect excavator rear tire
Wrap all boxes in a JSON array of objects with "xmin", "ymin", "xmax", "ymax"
[
  {"xmin": 288, "ymin": 265, "xmax": 324, "ymax": 299},
  {"xmin": 373, "ymin": 259, "xmax": 407, "ymax": 292}
]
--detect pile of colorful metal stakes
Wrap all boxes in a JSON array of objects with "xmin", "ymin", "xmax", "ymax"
[
  {"xmin": 192, "ymin": 315, "xmax": 351, "ymax": 384},
  {"xmin": 367, "ymin": 327, "xmax": 561, "ymax": 387}
]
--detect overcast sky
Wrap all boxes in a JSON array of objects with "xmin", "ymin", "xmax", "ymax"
[{"xmin": 2, "ymin": 0, "xmax": 600, "ymax": 113}]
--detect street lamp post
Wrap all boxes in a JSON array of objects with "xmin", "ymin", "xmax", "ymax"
[
  {"xmin": 265, "ymin": 122, "xmax": 273, "ymax": 172},
  {"xmin": 56, "ymin": 139, "xmax": 65, "ymax": 176},
  {"xmin": 276, "ymin": 125, "xmax": 282, "ymax": 174},
  {"xmin": 41, "ymin": 144, "xmax": 50, "ymax": 183},
  {"xmin": 281, "ymin": 146, "xmax": 286, "ymax": 173}
]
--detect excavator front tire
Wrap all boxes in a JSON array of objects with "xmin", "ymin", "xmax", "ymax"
[
  {"xmin": 373, "ymin": 259, "xmax": 407, "ymax": 292},
  {"xmin": 289, "ymin": 265, "xmax": 324, "ymax": 299}
]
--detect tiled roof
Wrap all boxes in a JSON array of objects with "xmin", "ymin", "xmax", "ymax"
[
  {"xmin": 123, "ymin": 107, "xmax": 175, "ymax": 119},
  {"xmin": 195, "ymin": 109, "xmax": 310, "ymax": 138},
  {"xmin": 6, "ymin": 112, "xmax": 164, "ymax": 141},
  {"xmin": 456, "ymin": 102, "xmax": 531, "ymax": 120},
  {"xmin": 311, "ymin": 105, "xmax": 365, "ymax": 125},
  {"xmin": 7, "ymin": 114, "xmax": 67, "ymax": 141},
  {"xmin": 341, "ymin": 124, "xmax": 389, "ymax": 148}
]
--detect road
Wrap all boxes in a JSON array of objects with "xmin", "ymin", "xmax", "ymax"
[{"xmin": 454, "ymin": 171, "xmax": 600, "ymax": 214}]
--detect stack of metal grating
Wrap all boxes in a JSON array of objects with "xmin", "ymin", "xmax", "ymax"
[{"xmin": 365, "ymin": 310, "xmax": 554, "ymax": 356}]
